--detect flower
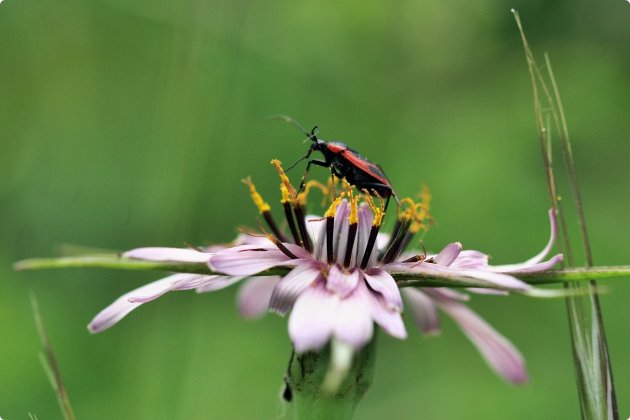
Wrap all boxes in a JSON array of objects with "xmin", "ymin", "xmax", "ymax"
[{"xmin": 89, "ymin": 160, "xmax": 563, "ymax": 385}]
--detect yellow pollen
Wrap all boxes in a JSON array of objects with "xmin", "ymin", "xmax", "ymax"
[
  {"xmin": 271, "ymin": 159, "xmax": 297, "ymax": 202},
  {"xmin": 409, "ymin": 185, "xmax": 433, "ymax": 233},
  {"xmin": 280, "ymin": 184, "xmax": 291, "ymax": 204},
  {"xmin": 324, "ymin": 193, "xmax": 346, "ymax": 218},
  {"xmin": 242, "ymin": 177, "xmax": 271, "ymax": 213},
  {"xmin": 297, "ymin": 180, "xmax": 328, "ymax": 206},
  {"xmin": 347, "ymin": 187, "xmax": 359, "ymax": 225},
  {"xmin": 362, "ymin": 190, "xmax": 385, "ymax": 226}
]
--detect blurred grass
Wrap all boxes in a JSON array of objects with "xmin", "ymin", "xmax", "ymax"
[{"xmin": 1, "ymin": 0, "xmax": 629, "ymax": 418}]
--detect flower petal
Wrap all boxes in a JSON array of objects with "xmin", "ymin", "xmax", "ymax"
[
  {"xmin": 289, "ymin": 284, "xmax": 337, "ymax": 353},
  {"xmin": 333, "ymin": 286, "xmax": 374, "ymax": 350},
  {"xmin": 194, "ymin": 276, "xmax": 245, "ymax": 293},
  {"xmin": 88, "ymin": 274, "xmax": 207, "ymax": 333},
  {"xmin": 451, "ymin": 250, "xmax": 489, "ymax": 269},
  {"xmin": 269, "ymin": 263, "xmax": 322, "ymax": 315},
  {"xmin": 489, "ymin": 209, "xmax": 559, "ymax": 273},
  {"xmin": 497, "ymin": 253, "xmax": 564, "ymax": 274},
  {"xmin": 434, "ymin": 242, "xmax": 462, "ymax": 266},
  {"xmin": 438, "ymin": 299, "xmax": 529, "ymax": 384},
  {"xmin": 402, "ymin": 288, "xmax": 441, "ymax": 335},
  {"xmin": 363, "ymin": 269, "xmax": 403, "ymax": 311},
  {"xmin": 123, "ymin": 247, "xmax": 212, "ymax": 263},
  {"xmin": 326, "ymin": 265, "xmax": 360, "ymax": 298},
  {"xmin": 369, "ymin": 291, "xmax": 407, "ymax": 339},
  {"xmin": 235, "ymin": 276, "xmax": 280, "ymax": 319},
  {"xmin": 209, "ymin": 244, "xmax": 307, "ymax": 276}
]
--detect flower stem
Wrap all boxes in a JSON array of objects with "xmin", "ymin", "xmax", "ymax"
[
  {"xmin": 285, "ymin": 339, "xmax": 377, "ymax": 420},
  {"xmin": 13, "ymin": 255, "xmax": 630, "ymax": 288}
]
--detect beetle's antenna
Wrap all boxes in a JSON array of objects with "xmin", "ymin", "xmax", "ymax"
[
  {"xmin": 286, "ymin": 154, "xmax": 309, "ymax": 172},
  {"xmin": 268, "ymin": 114, "xmax": 317, "ymax": 142}
]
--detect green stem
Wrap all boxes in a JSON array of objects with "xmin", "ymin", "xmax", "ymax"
[
  {"xmin": 14, "ymin": 255, "xmax": 630, "ymax": 288},
  {"xmin": 286, "ymin": 338, "xmax": 377, "ymax": 420}
]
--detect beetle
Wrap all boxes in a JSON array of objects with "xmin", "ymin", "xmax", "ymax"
[{"xmin": 277, "ymin": 115, "xmax": 398, "ymax": 212}]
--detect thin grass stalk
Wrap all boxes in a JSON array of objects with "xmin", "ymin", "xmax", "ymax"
[{"xmin": 513, "ymin": 10, "xmax": 618, "ymax": 419}]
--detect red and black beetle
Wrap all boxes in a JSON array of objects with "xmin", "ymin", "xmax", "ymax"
[{"xmin": 278, "ymin": 116, "xmax": 399, "ymax": 211}]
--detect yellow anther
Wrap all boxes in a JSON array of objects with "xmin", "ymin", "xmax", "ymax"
[
  {"xmin": 280, "ymin": 183, "xmax": 291, "ymax": 204},
  {"xmin": 348, "ymin": 189, "xmax": 359, "ymax": 225},
  {"xmin": 327, "ymin": 175, "xmax": 338, "ymax": 202},
  {"xmin": 324, "ymin": 193, "xmax": 346, "ymax": 218},
  {"xmin": 271, "ymin": 159, "xmax": 297, "ymax": 201},
  {"xmin": 397, "ymin": 197, "xmax": 416, "ymax": 220},
  {"xmin": 297, "ymin": 180, "xmax": 328, "ymax": 206},
  {"xmin": 409, "ymin": 185, "xmax": 433, "ymax": 234},
  {"xmin": 362, "ymin": 190, "xmax": 385, "ymax": 227},
  {"xmin": 242, "ymin": 177, "xmax": 271, "ymax": 213}
]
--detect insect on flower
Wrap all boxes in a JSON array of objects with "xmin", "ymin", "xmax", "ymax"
[{"xmin": 276, "ymin": 115, "xmax": 399, "ymax": 213}]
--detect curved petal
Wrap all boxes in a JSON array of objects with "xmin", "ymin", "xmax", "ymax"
[
  {"xmin": 88, "ymin": 274, "xmax": 206, "ymax": 333},
  {"xmin": 395, "ymin": 262, "xmax": 532, "ymax": 292},
  {"xmin": 403, "ymin": 288, "xmax": 441, "ymax": 335},
  {"xmin": 369, "ymin": 289, "xmax": 407, "ymax": 339},
  {"xmin": 496, "ymin": 253, "xmax": 563, "ymax": 274},
  {"xmin": 326, "ymin": 265, "xmax": 360, "ymax": 299},
  {"xmin": 451, "ymin": 250, "xmax": 489, "ymax": 269},
  {"xmin": 489, "ymin": 209, "xmax": 559, "ymax": 273},
  {"xmin": 236, "ymin": 276, "xmax": 280, "ymax": 319},
  {"xmin": 438, "ymin": 300, "xmax": 529, "ymax": 384},
  {"xmin": 333, "ymin": 288, "xmax": 374, "ymax": 350},
  {"xmin": 209, "ymin": 245, "xmax": 307, "ymax": 276},
  {"xmin": 363, "ymin": 269, "xmax": 403, "ymax": 311},
  {"xmin": 123, "ymin": 247, "xmax": 212, "ymax": 263},
  {"xmin": 269, "ymin": 263, "xmax": 322, "ymax": 315},
  {"xmin": 434, "ymin": 242, "xmax": 462, "ymax": 266},
  {"xmin": 194, "ymin": 276, "xmax": 245, "ymax": 293},
  {"xmin": 289, "ymin": 284, "xmax": 337, "ymax": 353}
]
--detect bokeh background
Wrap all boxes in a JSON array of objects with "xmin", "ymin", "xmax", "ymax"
[{"xmin": 1, "ymin": 0, "xmax": 629, "ymax": 418}]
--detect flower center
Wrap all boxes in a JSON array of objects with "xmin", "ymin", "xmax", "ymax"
[{"xmin": 244, "ymin": 160, "xmax": 432, "ymax": 269}]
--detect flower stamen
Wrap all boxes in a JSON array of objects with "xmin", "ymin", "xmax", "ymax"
[
  {"xmin": 280, "ymin": 184, "xmax": 302, "ymax": 245},
  {"xmin": 360, "ymin": 191, "xmax": 385, "ymax": 269},
  {"xmin": 256, "ymin": 218, "xmax": 299, "ymax": 260},
  {"xmin": 343, "ymin": 187, "xmax": 360, "ymax": 268},
  {"xmin": 324, "ymin": 194, "xmax": 346, "ymax": 264},
  {"xmin": 243, "ymin": 177, "xmax": 287, "ymax": 243},
  {"xmin": 272, "ymin": 159, "xmax": 312, "ymax": 252}
]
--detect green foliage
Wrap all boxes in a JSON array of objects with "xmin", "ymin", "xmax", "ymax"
[{"xmin": 1, "ymin": 1, "xmax": 629, "ymax": 419}]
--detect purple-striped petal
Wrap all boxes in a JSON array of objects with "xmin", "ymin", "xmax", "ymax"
[
  {"xmin": 363, "ymin": 269, "xmax": 403, "ymax": 311},
  {"xmin": 289, "ymin": 284, "xmax": 337, "ymax": 352},
  {"xmin": 209, "ymin": 245, "xmax": 307, "ymax": 276},
  {"xmin": 403, "ymin": 288, "xmax": 441, "ymax": 335},
  {"xmin": 438, "ymin": 299, "xmax": 529, "ymax": 384},
  {"xmin": 434, "ymin": 242, "xmax": 462, "ymax": 266},
  {"xmin": 236, "ymin": 276, "xmax": 280, "ymax": 319},
  {"xmin": 326, "ymin": 265, "xmax": 360, "ymax": 298},
  {"xmin": 123, "ymin": 247, "xmax": 212, "ymax": 263},
  {"xmin": 88, "ymin": 273, "xmax": 209, "ymax": 333},
  {"xmin": 270, "ymin": 263, "xmax": 322, "ymax": 315}
]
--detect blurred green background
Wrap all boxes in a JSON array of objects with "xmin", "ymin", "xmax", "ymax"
[{"xmin": 1, "ymin": 0, "xmax": 629, "ymax": 418}]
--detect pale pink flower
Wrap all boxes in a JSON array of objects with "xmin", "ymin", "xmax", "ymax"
[{"xmin": 88, "ymin": 174, "xmax": 562, "ymax": 385}]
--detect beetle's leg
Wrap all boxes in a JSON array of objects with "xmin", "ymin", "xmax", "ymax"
[{"xmin": 299, "ymin": 159, "xmax": 328, "ymax": 192}]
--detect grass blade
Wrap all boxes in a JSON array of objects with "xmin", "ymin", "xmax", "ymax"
[
  {"xmin": 31, "ymin": 294, "xmax": 76, "ymax": 420},
  {"xmin": 513, "ymin": 10, "xmax": 618, "ymax": 419}
]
